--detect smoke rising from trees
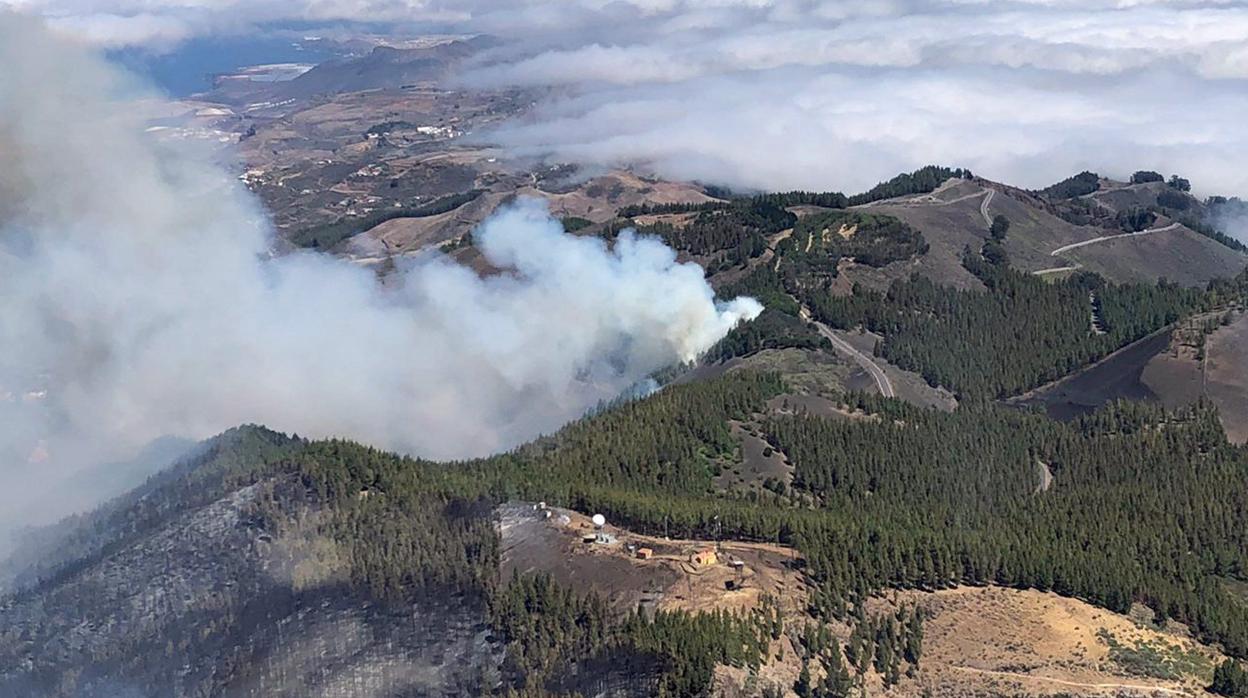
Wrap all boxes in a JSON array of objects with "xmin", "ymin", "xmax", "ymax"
[{"xmin": 0, "ymin": 13, "xmax": 760, "ymax": 539}]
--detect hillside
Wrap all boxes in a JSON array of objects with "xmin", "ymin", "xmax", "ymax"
[
  {"xmin": 579, "ymin": 168, "xmax": 1245, "ymax": 431},
  {"xmin": 12, "ymin": 8, "xmax": 1248, "ymax": 698},
  {"xmin": 848, "ymin": 175, "xmax": 1247, "ymax": 290},
  {"xmin": 206, "ymin": 36, "xmax": 499, "ymax": 106},
  {"xmin": 6, "ymin": 363, "xmax": 1248, "ymax": 696}
]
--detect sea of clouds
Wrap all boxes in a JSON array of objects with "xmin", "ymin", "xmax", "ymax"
[{"xmin": 6, "ymin": 0, "xmax": 1248, "ymax": 196}]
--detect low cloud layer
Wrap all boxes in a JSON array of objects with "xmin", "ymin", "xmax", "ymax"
[
  {"xmin": 0, "ymin": 13, "xmax": 759, "ymax": 537},
  {"xmin": 6, "ymin": 1, "xmax": 1248, "ymax": 196},
  {"xmin": 462, "ymin": 1, "xmax": 1248, "ymax": 195}
]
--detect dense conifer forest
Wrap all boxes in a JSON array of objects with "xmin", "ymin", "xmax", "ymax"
[
  {"xmin": 137, "ymin": 358, "xmax": 1239, "ymax": 695},
  {"xmin": 9, "ymin": 167, "xmax": 1248, "ymax": 697},
  {"xmin": 784, "ymin": 211, "xmax": 929, "ymax": 270},
  {"xmin": 168, "ymin": 345, "xmax": 1241, "ymax": 695},
  {"xmin": 806, "ymin": 254, "xmax": 1211, "ymax": 399},
  {"xmin": 616, "ymin": 165, "xmax": 968, "ymax": 219}
]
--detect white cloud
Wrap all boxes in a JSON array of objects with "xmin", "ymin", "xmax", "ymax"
[
  {"xmin": 3, "ymin": 1, "xmax": 1245, "ymax": 193},
  {"xmin": 457, "ymin": 1, "xmax": 1248, "ymax": 195}
]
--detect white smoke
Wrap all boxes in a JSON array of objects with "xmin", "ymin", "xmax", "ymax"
[
  {"xmin": 1209, "ymin": 199, "xmax": 1248, "ymax": 246},
  {"xmin": 0, "ymin": 13, "xmax": 761, "ymax": 535}
]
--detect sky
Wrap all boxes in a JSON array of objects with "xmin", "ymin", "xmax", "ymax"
[{"xmin": 4, "ymin": 1, "xmax": 1248, "ymax": 195}]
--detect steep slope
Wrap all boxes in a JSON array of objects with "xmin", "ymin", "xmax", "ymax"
[
  {"xmin": 859, "ymin": 177, "xmax": 1247, "ymax": 289},
  {"xmin": 6, "ymin": 368, "xmax": 1248, "ymax": 696},
  {"xmin": 0, "ymin": 428, "xmax": 500, "ymax": 697}
]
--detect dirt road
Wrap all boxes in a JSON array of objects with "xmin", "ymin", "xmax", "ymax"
[
  {"xmin": 1035, "ymin": 461, "xmax": 1054, "ymax": 494},
  {"xmin": 1050, "ymin": 222, "xmax": 1181, "ymax": 257},
  {"xmin": 800, "ymin": 307, "xmax": 895, "ymax": 398},
  {"xmin": 857, "ymin": 182, "xmax": 992, "ymax": 211},
  {"xmin": 979, "ymin": 188, "xmax": 995, "ymax": 226},
  {"xmin": 1033, "ymin": 265, "xmax": 1083, "ymax": 275},
  {"xmin": 951, "ymin": 666, "xmax": 1193, "ymax": 696}
]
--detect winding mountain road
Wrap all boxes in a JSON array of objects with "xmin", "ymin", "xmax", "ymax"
[
  {"xmin": 979, "ymin": 188, "xmax": 995, "ymax": 226},
  {"xmin": 1050, "ymin": 222, "xmax": 1181, "ymax": 257},
  {"xmin": 800, "ymin": 307, "xmax": 895, "ymax": 398}
]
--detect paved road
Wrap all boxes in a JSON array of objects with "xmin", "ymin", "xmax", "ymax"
[
  {"xmin": 800, "ymin": 307, "xmax": 895, "ymax": 398},
  {"xmin": 1050, "ymin": 222, "xmax": 1181, "ymax": 257}
]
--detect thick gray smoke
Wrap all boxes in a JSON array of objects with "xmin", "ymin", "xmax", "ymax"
[
  {"xmin": 1209, "ymin": 199, "xmax": 1248, "ymax": 246},
  {"xmin": 0, "ymin": 14, "xmax": 760, "ymax": 537}
]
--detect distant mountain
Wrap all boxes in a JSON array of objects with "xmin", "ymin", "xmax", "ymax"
[{"xmin": 208, "ymin": 36, "xmax": 499, "ymax": 105}]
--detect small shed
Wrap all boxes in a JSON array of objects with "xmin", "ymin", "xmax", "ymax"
[
  {"xmin": 691, "ymin": 548, "xmax": 718, "ymax": 567},
  {"xmin": 636, "ymin": 548, "xmax": 654, "ymax": 560}
]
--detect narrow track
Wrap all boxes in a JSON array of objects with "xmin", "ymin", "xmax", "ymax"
[
  {"xmin": 951, "ymin": 666, "xmax": 1193, "ymax": 696},
  {"xmin": 1050, "ymin": 222, "xmax": 1181, "ymax": 257},
  {"xmin": 800, "ymin": 307, "xmax": 895, "ymax": 398},
  {"xmin": 979, "ymin": 188, "xmax": 995, "ymax": 226}
]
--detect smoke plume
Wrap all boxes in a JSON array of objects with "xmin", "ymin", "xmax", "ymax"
[
  {"xmin": 1209, "ymin": 199, "xmax": 1248, "ymax": 246},
  {"xmin": 0, "ymin": 13, "xmax": 760, "ymax": 537}
]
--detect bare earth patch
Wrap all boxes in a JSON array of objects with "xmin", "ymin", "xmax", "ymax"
[
  {"xmin": 498, "ymin": 503, "xmax": 806, "ymax": 618},
  {"xmin": 872, "ymin": 587, "xmax": 1221, "ymax": 697},
  {"xmin": 1203, "ymin": 310, "xmax": 1248, "ymax": 443},
  {"xmin": 1139, "ymin": 309, "xmax": 1248, "ymax": 444}
]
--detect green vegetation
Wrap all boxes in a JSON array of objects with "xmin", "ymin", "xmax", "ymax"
[
  {"xmin": 1042, "ymin": 171, "xmax": 1101, "ymax": 199},
  {"xmin": 254, "ymin": 361, "xmax": 1248, "ymax": 690},
  {"xmin": 805, "ymin": 252, "xmax": 1208, "ymax": 399},
  {"xmin": 1096, "ymin": 629, "xmax": 1211, "ymax": 680},
  {"xmin": 629, "ymin": 200, "xmax": 793, "ymax": 268},
  {"xmin": 1156, "ymin": 188, "xmax": 1192, "ymax": 211},
  {"xmin": 20, "ymin": 331, "xmax": 1248, "ymax": 694},
  {"xmin": 1213, "ymin": 659, "xmax": 1248, "ymax": 697},
  {"xmin": 488, "ymin": 573, "xmax": 774, "ymax": 696},
  {"xmin": 616, "ymin": 200, "xmax": 729, "ymax": 218},
  {"xmin": 1201, "ymin": 198, "xmax": 1248, "ymax": 253},
  {"xmin": 785, "ymin": 211, "xmax": 929, "ymax": 269},
  {"xmin": 989, "ymin": 214, "xmax": 1010, "ymax": 240},
  {"xmin": 363, "ymin": 120, "xmax": 417, "ymax": 138},
  {"xmin": 1169, "ymin": 175, "xmax": 1192, "ymax": 192},
  {"xmin": 22, "ymin": 164, "xmax": 1248, "ymax": 696},
  {"xmin": 1154, "ymin": 205, "xmax": 1248, "ymax": 255},
  {"xmin": 707, "ymin": 308, "xmax": 828, "ymax": 362},
  {"xmin": 1044, "ymin": 170, "xmax": 1246, "ymax": 252},
  {"xmin": 290, "ymin": 189, "xmax": 484, "ymax": 248},
  {"xmin": 709, "ymin": 266, "xmax": 827, "ymax": 361},
  {"xmin": 617, "ymin": 165, "xmax": 969, "ymax": 220},
  {"xmin": 846, "ymin": 166, "xmax": 972, "ymax": 206},
  {"xmin": 1116, "ymin": 207, "xmax": 1157, "ymax": 232},
  {"xmin": 742, "ymin": 165, "xmax": 971, "ymax": 212},
  {"xmin": 560, "ymin": 216, "xmax": 593, "ymax": 232}
]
